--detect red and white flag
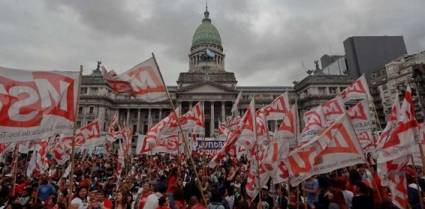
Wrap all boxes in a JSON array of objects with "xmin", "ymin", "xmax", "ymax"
[
  {"xmin": 74, "ymin": 120, "xmax": 101, "ymax": 147},
  {"xmin": 102, "ymin": 57, "xmax": 167, "ymax": 102},
  {"xmin": 245, "ymin": 143, "xmax": 271, "ymax": 198},
  {"xmin": 348, "ymin": 100, "xmax": 375, "ymax": 152},
  {"xmin": 180, "ymin": 102, "xmax": 205, "ymax": 135},
  {"xmin": 412, "ymin": 122, "xmax": 425, "ymax": 166},
  {"xmin": 144, "ymin": 109, "xmax": 179, "ymax": 144},
  {"xmin": 238, "ymin": 99, "xmax": 269, "ymax": 155},
  {"xmin": 285, "ymin": 114, "xmax": 365, "ymax": 186},
  {"xmin": 136, "ymin": 134, "xmax": 179, "ymax": 155},
  {"xmin": 27, "ymin": 140, "xmax": 50, "ymax": 176},
  {"xmin": 260, "ymin": 92, "xmax": 290, "ymax": 120},
  {"xmin": 377, "ymin": 155, "xmax": 409, "ymax": 187},
  {"xmin": 388, "ymin": 174, "xmax": 409, "ymax": 209},
  {"xmin": 376, "ymin": 87, "xmax": 418, "ymax": 163},
  {"xmin": 209, "ymin": 100, "xmax": 254, "ymax": 167},
  {"xmin": 26, "ymin": 150, "xmax": 38, "ymax": 177},
  {"xmin": 101, "ymin": 67, "xmax": 132, "ymax": 94},
  {"xmin": 0, "ymin": 67, "xmax": 80, "ymax": 143},
  {"xmin": 300, "ymin": 106, "xmax": 325, "ymax": 143},
  {"xmin": 340, "ymin": 74, "xmax": 370, "ymax": 102},
  {"xmin": 321, "ymin": 95, "xmax": 345, "ymax": 127},
  {"xmin": 376, "ymin": 97, "xmax": 400, "ymax": 149},
  {"xmin": 49, "ymin": 134, "xmax": 71, "ymax": 165},
  {"xmin": 274, "ymin": 103, "xmax": 297, "ymax": 148}
]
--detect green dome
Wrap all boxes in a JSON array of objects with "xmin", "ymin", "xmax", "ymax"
[{"xmin": 191, "ymin": 10, "xmax": 222, "ymax": 47}]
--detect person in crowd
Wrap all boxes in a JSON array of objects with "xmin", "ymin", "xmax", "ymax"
[
  {"xmin": 207, "ymin": 186, "xmax": 228, "ymax": 209},
  {"xmin": 189, "ymin": 195, "xmax": 207, "ymax": 209},
  {"xmin": 144, "ymin": 181, "xmax": 167, "ymax": 209},
  {"xmin": 335, "ymin": 179, "xmax": 352, "ymax": 209},
  {"xmin": 139, "ymin": 182, "xmax": 153, "ymax": 209},
  {"xmin": 276, "ymin": 185, "xmax": 288, "ymax": 209},
  {"xmin": 113, "ymin": 191, "xmax": 128, "ymax": 209},
  {"xmin": 157, "ymin": 196, "xmax": 172, "ymax": 209},
  {"xmin": 407, "ymin": 174, "xmax": 421, "ymax": 209},
  {"xmin": 37, "ymin": 176, "xmax": 56, "ymax": 203},
  {"xmin": 304, "ymin": 176, "xmax": 319, "ymax": 209},
  {"xmin": 70, "ymin": 186, "xmax": 89, "ymax": 209},
  {"xmin": 351, "ymin": 182, "xmax": 374, "ymax": 209}
]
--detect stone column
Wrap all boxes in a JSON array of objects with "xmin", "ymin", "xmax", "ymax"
[
  {"xmin": 210, "ymin": 102, "xmax": 215, "ymax": 137},
  {"xmin": 159, "ymin": 109, "xmax": 162, "ymax": 119},
  {"xmin": 189, "ymin": 102, "xmax": 193, "ymax": 110},
  {"xmin": 126, "ymin": 109, "xmax": 130, "ymax": 126},
  {"xmin": 221, "ymin": 102, "xmax": 225, "ymax": 121},
  {"xmin": 178, "ymin": 102, "xmax": 182, "ymax": 111},
  {"xmin": 81, "ymin": 106, "xmax": 86, "ymax": 126},
  {"xmin": 137, "ymin": 109, "xmax": 141, "ymax": 134},
  {"xmin": 148, "ymin": 108, "xmax": 152, "ymax": 128}
]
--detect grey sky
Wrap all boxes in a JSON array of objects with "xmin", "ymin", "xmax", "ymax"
[{"xmin": 0, "ymin": 0, "xmax": 424, "ymax": 85}]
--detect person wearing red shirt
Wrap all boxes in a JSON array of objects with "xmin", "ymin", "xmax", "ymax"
[
  {"xmin": 139, "ymin": 182, "xmax": 153, "ymax": 209},
  {"xmin": 189, "ymin": 196, "xmax": 206, "ymax": 209}
]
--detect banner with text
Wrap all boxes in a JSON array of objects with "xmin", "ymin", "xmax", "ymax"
[{"xmin": 0, "ymin": 67, "xmax": 80, "ymax": 143}]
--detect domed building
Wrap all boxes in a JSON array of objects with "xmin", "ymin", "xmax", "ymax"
[{"xmin": 77, "ymin": 7, "xmax": 353, "ymax": 138}]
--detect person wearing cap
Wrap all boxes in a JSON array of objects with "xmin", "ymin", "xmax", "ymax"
[{"xmin": 143, "ymin": 181, "xmax": 167, "ymax": 209}]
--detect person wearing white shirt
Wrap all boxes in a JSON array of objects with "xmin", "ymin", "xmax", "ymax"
[{"xmin": 143, "ymin": 181, "xmax": 167, "ymax": 209}]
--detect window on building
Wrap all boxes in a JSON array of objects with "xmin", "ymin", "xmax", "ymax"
[
  {"xmin": 89, "ymin": 106, "xmax": 94, "ymax": 114},
  {"xmin": 90, "ymin": 87, "xmax": 98, "ymax": 94},
  {"xmin": 318, "ymin": 87, "xmax": 326, "ymax": 95},
  {"xmin": 81, "ymin": 87, "xmax": 88, "ymax": 95},
  {"xmin": 76, "ymin": 121, "xmax": 81, "ymax": 128},
  {"xmin": 329, "ymin": 87, "xmax": 337, "ymax": 95},
  {"xmin": 78, "ymin": 107, "xmax": 83, "ymax": 114}
]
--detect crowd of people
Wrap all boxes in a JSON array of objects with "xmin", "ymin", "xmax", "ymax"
[{"xmin": 0, "ymin": 150, "xmax": 424, "ymax": 209}]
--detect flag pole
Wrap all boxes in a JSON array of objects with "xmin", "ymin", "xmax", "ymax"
[
  {"xmin": 250, "ymin": 96, "xmax": 263, "ymax": 205},
  {"xmin": 68, "ymin": 66, "xmax": 83, "ymax": 206},
  {"xmin": 152, "ymin": 53, "xmax": 207, "ymax": 205},
  {"xmin": 11, "ymin": 143, "xmax": 20, "ymax": 197}
]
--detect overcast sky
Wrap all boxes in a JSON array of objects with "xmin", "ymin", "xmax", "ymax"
[{"xmin": 1, "ymin": 0, "xmax": 424, "ymax": 86}]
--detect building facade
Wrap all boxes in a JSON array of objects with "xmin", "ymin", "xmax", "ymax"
[
  {"xmin": 344, "ymin": 36, "xmax": 407, "ymax": 78},
  {"xmin": 77, "ymin": 9, "xmax": 354, "ymax": 138},
  {"xmin": 369, "ymin": 51, "xmax": 425, "ymax": 126}
]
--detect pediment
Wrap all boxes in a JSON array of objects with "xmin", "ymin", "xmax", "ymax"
[{"xmin": 179, "ymin": 82, "xmax": 236, "ymax": 94}]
